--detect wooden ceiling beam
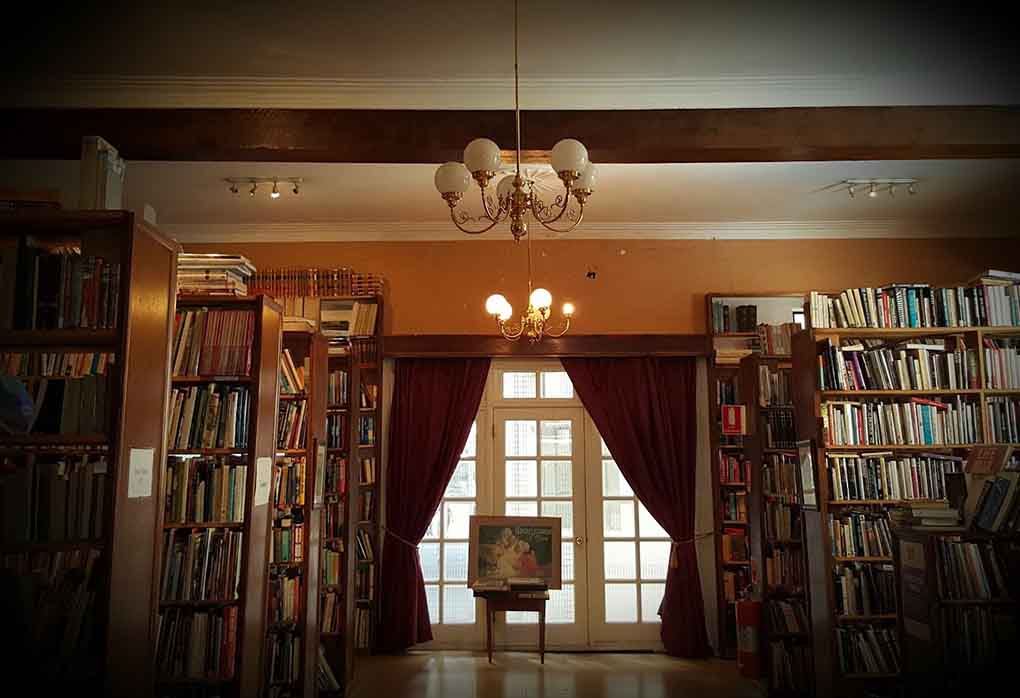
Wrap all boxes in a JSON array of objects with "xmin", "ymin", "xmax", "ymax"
[
  {"xmin": 383, "ymin": 334, "xmax": 710, "ymax": 358},
  {"xmin": 1, "ymin": 106, "xmax": 1018, "ymax": 163}
]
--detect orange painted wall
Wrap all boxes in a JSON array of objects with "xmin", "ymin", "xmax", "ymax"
[{"xmin": 184, "ymin": 238, "xmax": 1020, "ymax": 335}]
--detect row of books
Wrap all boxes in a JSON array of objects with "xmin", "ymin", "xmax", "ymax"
[
  {"xmin": 276, "ymin": 399, "xmax": 307, "ymax": 450},
  {"xmin": 354, "ymin": 607, "xmax": 372, "ymax": 649},
  {"xmin": 835, "ymin": 626, "xmax": 900, "ymax": 675},
  {"xmin": 279, "ymin": 349, "xmax": 307, "ymax": 395},
  {"xmin": 176, "ymin": 253, "xmax": 255, "ymax": 296},
  {"xmin": 722, "ymin": 529, "xmax": 748, "ymax": 563},
  {"xmin": 934, "ymin": 538, "xmax": 1013, "ymax": 600},
  {"xmin": 168, "ymin": 385, "xmax": 250, "ymax": 450},
  {"xmin": 318, "ymin": 645, "xmax": 341, "ymax": 691},
  {"xmin": 757, "ymin": 323, "xmax": 798, "ymax": 357},
  {"xmin": 765, "ymin": 548, "xmax": 804, "ymax": 589},
  {"xmin": 822, "ymin": 397, "xmax": 980, "ymax": 446},
  {"xmin": 355, "ymin": 528, "xmax": 375, "ymax": 561},
  {"xmin": 249, "ymin": 266, "xmax": 385, "ymax": 298},
  {"xmin": 711, "ymin": 302, "xmax": 757, "ymax": 333},
  {"xmin": 765, "ymin": 501, "xmax": 800, "ymax": 541},
  {"xmin": 361, "ymin": 383, "xmax": 379, "ymax": 409},
  {"xmin": 986, "ymin": 395, "xmax": 1020, "ymax": 444},
  {"xmin": 324, "ymin": 454, "xmax": 346, "ymax": 495},
  {"xmin": 722, "ymin": 567, "xmax": 751, "ymax": 603},
  {"xmin": 819, "ymin": 336, "xmax": 978, "ymax": 392},
  {"xmin": 940, "ymin": 606, "xmax": 1018, "ymax": 668},
  {"xmin": 826, "ymin": 452, "xmax": 962, "ymax": 502},
  {"xmin": 984, "ymin": 337, "xmax": 1020, "ymax": 389},
  {"xmin": 361, "ymin": 489, "xmax": 375, "ymax": 521},
  {"xmin": 15, "ymin": 247, "xmax": 121, "ymax": 330},
  {"xmin": 769, "ymin": 642, "xmax": 811, "ymax": 694},
  {"xmin": 721, "ymin": 491, "xmax": 747, "ymax": 522},
  {"xmin": 155, "ymin": 607, "xmax": 238, "ymax": 680},
  {"xmin": 763, "ymin": 453, "xmax": 799, "ymax": 500},
  {"xmin": 356, "ymin": 562, "xmax": 376, "ymax": 601},
  {"xmin": 719, "ymin": 453, "xmax": 749, "ymax": 484},
  {"xmin": 1, "ymin": 351, "xmax": 114, "ymax": 378},
  {"xmin": 328, "ymin": 369, "xmax": 349, "ymax": 406},
  {"xmin": 972, "ymin": 461, "xmax": 1020, "ymax": 533},
  {"xmin": 758, "ymin": 365, "xmax": 791, "ymax": 407},
  {"xmin": 360, "ymin": 457, "xmax": 377, "ymax": 486},
  {"xmin": 172, "ymin": 309, "xmax": 255, "ymax": 377},
  {"xmin": 766, "ymin": 599, "xmax": 808, "ymax": 634},
  {"xmin": 321, "ymin": 590, "xmax": 343, "ymax": 633},
  {"xmin": 350, "ymin": 337, "xmax": 379, "ymax": 367},
  {"xmin": 717, "ymin": 375, "xmax": 739, "ymax": 405},
  {"xmin": 320, "ymin": 299, "xmax": 379, "ymax": 339},
  {"xmin": 834, "ymin": 562, "xmax": 897, "ymax": 616},
  {"xmin": 1, "ymin": 454, "xmax": 107, "ymax": 543},
  {"xmin": 764, "ymin": 409, "xmax": 796, "ymax": 448},
  {"xmin": 829, "ymin": 513, "xmax": 893, "ymax": 558},
  {"xmin": 164, "ymin": 457, "xmax": 248, "ymax": 524},
  {"xmin": 21, "ymin": 376, "xmax": 110, "ymax": 436},
  {"xmin": 322, "ymin": 546, "xmax": 343, "ymax": 586},
  {"xmin": 324, "ymin": 502, "xmax": 344, "ymax": 540},
  {"xmin": 159, "ymin": 528, "xmax": 243, "ymax": 602},
  {"xmin": 268, "ymin": 570, "xmax": 303, "ymax": 624},
  {"xmin": 326, "ymin": 413, "xmax": 347, "ymax": 450},
  {"xmin": 266, "ymin": 633, "xmax": 301, "ymax": 686},
  {"xmin": 358, "ymin": 415, "xmax": 376, "ymax": 446},
  {"xmin": 273, "ymin": 457, "xmax": 306, "ymax": 509},
  {"xmin": 270, "ymin": 521, "xmax": 305, "ymax": 563}
]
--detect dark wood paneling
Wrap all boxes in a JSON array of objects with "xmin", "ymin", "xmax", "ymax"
[
  {"xmin": 2, "ymin": 106, "xmax": 1019, "ymax": 163},
  {"xmin": 382, "ymin": 334, "xmax": 710, "ymax": 358}
]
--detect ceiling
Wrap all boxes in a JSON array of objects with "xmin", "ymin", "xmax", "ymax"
[{"xmin": 4, "ymin": 158, "xmax": 1018, "ymax": 241}]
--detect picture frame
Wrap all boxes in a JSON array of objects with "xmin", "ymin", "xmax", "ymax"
[
  {"xmin": 468, "ymin": 515, "xmax": 562, "ymax": 590},
  {"xmin": 796, "ymin": 439, "xmax": 818, "ymax": 510}
]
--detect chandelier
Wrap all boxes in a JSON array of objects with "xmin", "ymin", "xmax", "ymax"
[
  {"xmin": 484, "ymin": 232, "xmax": 573, "ymax": 342},
  {"xmin": 433, "ymin": 0, "xmax": 596, "ymax": 242}
]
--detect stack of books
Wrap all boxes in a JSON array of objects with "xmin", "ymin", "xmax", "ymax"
[
  {"xmin": 177, "ymin": 253, "xmax": 256, "ymax": 296},
  {"xmin": 906, "ymin": 501, "xmax": 961, "ymax": 529},
  {"xmin": 757, "ymin": 322, "xmax": 798, "ymax": 356}
]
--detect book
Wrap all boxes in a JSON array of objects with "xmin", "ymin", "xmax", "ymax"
[
  {"xmin": 164, "ymin": 455, "xmax": 248, "ymax": 524},
  {"xmin": 172, "ymin": 309, "xmax": 256, "ymax": 377},
  {"xmin": 159, "ymin": 528, "xmax": 243, "ymax": 601},
  {"xmin": 167, "ymin": 385, "xmax": 250, "ymax": 449},
  {"xmin": 721, "ymin": 404, "xmax": 747, "ymax": 435}
]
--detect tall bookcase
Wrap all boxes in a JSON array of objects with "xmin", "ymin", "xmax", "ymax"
[
  {"xmin": 156, "ymin": 295, "xmax": 283, "ymax": 698},
  {"xmin": 706, "ymin": 292, "xmax": 805, "ymax": 656},
  {"xmin": 741, "ymin": 354, "xmax": 814, "ymax": 697},
  {"xmin": 0, "ymin": 210, "xmax": 178, "ymax": 696},
  {"xmin": 263, "ymin": 329, "xmax": 327, "ymax": 697},
  {"xmin": 792, "ymin": 320, "xmax": 1020, "ymax": 697}
]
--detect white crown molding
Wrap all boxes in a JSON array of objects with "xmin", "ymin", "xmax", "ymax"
[
  {"xmin": 6, "ymin": 73, "xmax": 1018, "ymax": 109},
  {"xmin": 160, "ymin": 220, "xmax": 1007, "ymax": 244}
]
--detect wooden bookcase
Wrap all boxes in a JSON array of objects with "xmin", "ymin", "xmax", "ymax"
[
  {"xmin": 792, "ymin": 320, "xmax": 1020, "ymax": 697},
  {"xmin": 263, "ymin": 329, "xmax": 327, "ymax": 697},
  {"xmin": 156, "ymin": 295, "xmax": 282, "ymax": 698},
  {"xmin": 741, "ymin": 354, "xmax": 814, "ymax": 697},
  {"xmin": 0, "ymin": 210, "xmax": 178, "ymax": 697}
]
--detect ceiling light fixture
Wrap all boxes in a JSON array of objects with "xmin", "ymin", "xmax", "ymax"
[
  {"xmin": 847, "ymin": 184, "xmax": 855, "ymax": 199},
  {"xmin": 434, "ymin": 0, "xmax": 595, "ymax": 242},
  {"xmin": 293, "ymin": 183, "xmax": 300, "ymax": 195},
  {"xmin": 229, "ymin": 183, "xmax": 239, "ymax": 194},
  {"xmin": 868, "ymin": 183, "xmax": 878, "ymax": 198},
  {"xmin": 249, "ymin": 183, "xmax": 258, "ymax": 197},
  {"xmin": 270, "ymin": 181, "xmax": 280, "ymax": 199},
  {"xmin": 842, "ymin": 178, "xmax": 919, "ymax": 200},
  {"xmin": 225, "ymin": 177, "xmax": 304, "ymax": 199}
]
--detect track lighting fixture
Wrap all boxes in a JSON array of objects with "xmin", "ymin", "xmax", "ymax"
[
  {"xmin": 888, "ymin": 184, "xmax": 895, "ymax": 198},
  {"xmin": 292, "ymin": 183, "xmax": 300, "ymax": 195},
  {"xmin": 249, "ymin": 183, "xmax": 257, "ymax": 197},
  {"xmin": 868, "ymin": 183, "xmax": 877, "ymax": 198},
  {"xmin": 847, "ymin": 184, "xmax": 855, "ymax": 198},
  {"xmin": 225, "ymin": 177, "xmax": 305, "ymax": 200},
  {"xmin": 908, "ymin": 182, "xmax": 916, "ymax": 195},
  {"xmin": 270, "ymin": 181, "xmax": 280, "ymax": 199},
  {"xmin": 229, "ymin": 183, "xmax": 239, "ymax": 194},
  {"xmin": 842, "ymin": 178, "xmax": 919, "ymax": 200}
]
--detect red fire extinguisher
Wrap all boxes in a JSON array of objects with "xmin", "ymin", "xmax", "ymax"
[{"xmin": 735, "ymin": 596, "xmax": 762, "ymax": 678}]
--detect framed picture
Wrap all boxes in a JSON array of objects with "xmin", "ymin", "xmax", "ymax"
[
  {"xmin": 468, "ymin": 515, "xmax": 562, "ymax": 590},
  {"xmin": 796, "ymin": 439, "xmax": 818, "ymax": 510}
]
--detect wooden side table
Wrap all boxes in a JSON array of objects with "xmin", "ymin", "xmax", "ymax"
[{"xmin": 474, "ymin": 590, "xmax": 547, "ymax": 664}]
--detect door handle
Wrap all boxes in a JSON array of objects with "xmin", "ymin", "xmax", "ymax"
[{"xmin": 575, "ymin": 537, "xmax": 584, "ymax": 546}]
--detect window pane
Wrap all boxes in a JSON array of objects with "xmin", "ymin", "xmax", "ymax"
[
  {"xmin": 442, "ymin": 585, "xmax": 476, "ymax": 624},
  {"xmin": 419, "ymin": 543, "xmax": 440, "ymax": 582},
  {"xmin": 540, "ymin": 371, "xmax": 573, "ymax": 399},
  {"xmin": 425, "ymin": 584, "xmax": 440, "ymax": 625},
  {"xmin": 540, "ymin": 420, "xmax": 572, "ymax": 456},
  {"xmin": 541, "ymin": 500, "xmax": 573, "ymax": 537},
  {"xmin": 505, "ymin": 500, "xmax": 538, "ymax": 517},
  {"xmin": 541, "ymin": 460, "xmax": 573, "ymax": 497},
  {"xmin": 548, "ymin": 584, "xmax": 575, "ymax": 623},
  {"xmin": 445, "ymin": 460, "xmax": 477, "ymax": 498},
  {"xmin": 604, "ymin": 541, "xmax": 637, "ymax": 580},
  {"xmin": 601, "ymin": 439, "xmax": 612, "ymax": 458},
  {"xmin": 640, "ymin": 583, "xmax": 665, "ymax": 624},
  {"xmin": 443, "ymin": 501, "xmax": 475, "ymax": 539},
  {"xmin": 506, "ymin": 460, "xmax": 537, "ymax": 497},
  {"xmin": 638, "ymin": 503, "xmax": 669, "ymax": 539},
  {"xmin": 502, "ymin": 372, "xmax": 537, "ymax": 399},
  {"xmin": 561, "ymin": 542, "xmax": 574, "ymax": 582},
  {"xmin": 506, "ymin": 610, "xmax": 534, "ymax": 624},
  {"xmin": 423, "ymin": 508, "xmax": 441, "ymax": 540},
  {"xmin": 461, "ymin": 422, "xmax": 477, "ymax": 458},
  {"xmin": 444, "ymin": 542, "xmax": 469, "ymax": 582},
  {"xmin": 603, "ymin": 500, "xmax": 635, "ymax": 538},
  {"xmin": 505, "ymin": 421, "xmax": 537, "ymax": 457},
  {"xmin": 640, "ymin": 541, "xmax": 671, "ymax": 580},
  {"xmin": 605, "ymin": 583, "xmax": 638, "ymax": 623},
  {"xmin": 602, "ymin": 460, "xmax": 633, "ymax": 497}
]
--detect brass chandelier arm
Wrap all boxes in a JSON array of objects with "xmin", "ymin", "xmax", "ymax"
[
  {"xmin": 543, "ymin": 317, "xmax": 571, "ymax": 338},
  {"xmin": 448, "ymin": 205, "xmax": 502, "ymax": 235},
  {"xmin": 535, "ymin": 203, "xmax": 585, "ymax": 234},
  {"xmin": 480, "ymin": 187, "xmax": 508, "ymax": 223},
  {"xmin": 530, "ymin": 184, "xmax": 572, "ymax": 226},
  {"xmin": 496, "ymin": 317, "xmax": 526, "ymax": 341}
]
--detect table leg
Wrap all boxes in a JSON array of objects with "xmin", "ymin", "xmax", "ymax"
[
  {"xmin": 487, "ymin": 606, "xmax": 494, "ymax": 664},
  {"xmin": 539, "ymin": 607, "xmax": 545, "ymax": 665}
]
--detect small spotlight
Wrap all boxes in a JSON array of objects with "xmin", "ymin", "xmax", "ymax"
[
  {"xmin": 908, "ymin": 182, "xmax": 917, "ymax": 195},
  {"xmin": 229, "ymin": 183, "xmax": 239, "ymax": 194},
  {"xmin": 847, "ymin": 184, "xmax": 855, "ymax": 199},
  {"xmin": 888, "ymin": 184, "xmax": 896, "ymax": 198},
  {"xmin": 271, "ymin": 181, "xmax": 280, "ymax": 199},
  {"xmin": 868, "ymin": 183, "xmax": 877, "ymax": 198},
  {"xmin": 249, "ymin": 183, "xmax": 258, "ymax": 197},
  {"xmin": 292, "ymin": 182, "xmax": 300, "ymax": 195}
]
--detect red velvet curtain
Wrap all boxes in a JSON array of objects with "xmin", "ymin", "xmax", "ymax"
[
  {"xmin": 376, "ymin": 357, "xmax": 490, "ymax": 652},
  {"xmin": 561, "ymin": 357, "xmax": 710, "ymax": 658}
]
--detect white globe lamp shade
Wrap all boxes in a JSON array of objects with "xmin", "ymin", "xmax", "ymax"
[
  {"xmin": 485, "ymin": 293, "xmax": 509, "ymax": 316},
  {"xmin": 529, "ymin": 287, "xmax": 553, "ymax": 310},
  {"xmin": 496, "ymin": 174, "xmax": 517, "ymax": 202},
  {"xmin": 464, "ymin": 138, "xmax": 502, "ymax": 174},
  {"xmin": 562, "ymin": 302, "xmax": 575, "ymax": 317},
  {"xmin": 575, "ymin": 163, "xmax": 597, "ymax": 190},
  {"xmin": 551, "ymin": 138, "xmax": 589, "ymax": 175},
  {"xmin": 435, "ymin": 162, "xmax": 472, "ymax": 194},
  {"xmin": 497, "ymin": 302, "xmax": 514, "ymax": 322}
]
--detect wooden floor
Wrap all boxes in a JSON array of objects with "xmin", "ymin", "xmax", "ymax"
[{"xmin": 348, "ymin": 651, "xmax": 761, "ymax": 698}]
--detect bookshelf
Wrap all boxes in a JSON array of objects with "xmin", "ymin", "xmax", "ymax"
[
  {"xmin": 706, "ymin": 293, "xmax": 805, "ymax": 657},
  {"xmin": 263, "ymin": 328, "xmax": 327, "ymax": 698},
  {"xmin": 0, "ymin": 210, "xmax": 178, "ymax": 695},
  {"xmin": 156, "ymin": 295, "xmax": 283, "ymax": 698},
  {"xmin": 792, "ymin": 316, "xmax": 1020, "ymax": 696},
  {"xmin": 740, "ymin": 354, "xmax": 814, "ymax": 697}
]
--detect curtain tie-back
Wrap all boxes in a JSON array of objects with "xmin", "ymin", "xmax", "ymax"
[
  {"xmin": 669, "ymin": 532, "xmax": 715, "ymax": 567},
  {"xmin": 382, "ymin": 526, "xmax": 419, "ymax": 550}
]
